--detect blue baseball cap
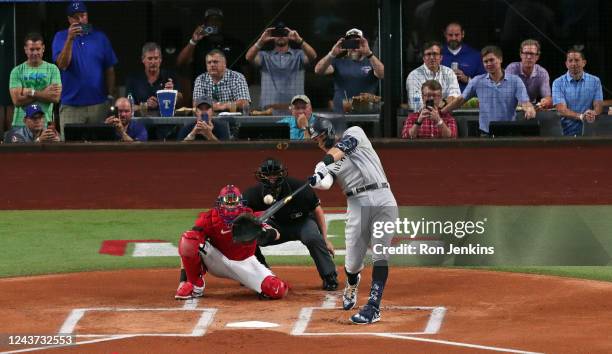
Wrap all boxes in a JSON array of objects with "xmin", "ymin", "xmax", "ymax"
[
  {"xmin": 67, "ymin": 1, "xmax": 87, "ymax": 16},
  {"xmin": 24, "ymin": 104, "xmax": 44, "ymax": 119}
]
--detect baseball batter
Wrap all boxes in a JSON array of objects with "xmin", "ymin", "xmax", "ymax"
[
  {"xmin": 175, "ymin": 185, "xmax": 289, "ymax": 300},
  {"xmin": 309, "ymin": 119, "xmax": 397, "ymax": 324}
]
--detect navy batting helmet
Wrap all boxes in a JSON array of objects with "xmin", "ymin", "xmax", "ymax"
[{"xmin": 309, "ymin": 118, "xmax": 335, "ymax": 149}]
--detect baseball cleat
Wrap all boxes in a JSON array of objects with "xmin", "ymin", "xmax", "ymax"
[
  {"xmin": 175, "ymin": 281, "xmax": 205, "ymax": 300},
  {"xmin": 322, "ymin": 273, "xmax": 339, "ymax": 291},
  {"xmin": 342, "ymin": 274, "xmax": 361, "ymax": 310},
  {"xmin": 350, "ymin": 304, "xmax": 380, "ymax": 324}
]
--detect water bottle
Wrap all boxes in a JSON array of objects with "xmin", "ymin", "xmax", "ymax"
[
  {"xmin": 412, "ymin": 93, "xmax": 421, "ymax": 111},
  {"xmin": 127, "ymin": 93, "xmax": 135, "ymax": 111}
]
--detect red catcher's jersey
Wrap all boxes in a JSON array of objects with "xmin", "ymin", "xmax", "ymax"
[{"xmin": 193, "ymin": 207, "xmax": 262, "ymax": 261}]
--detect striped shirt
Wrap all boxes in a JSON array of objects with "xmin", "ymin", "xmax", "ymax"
[
  {"xmin": 193, "ymin": 69, "xmax": 250, "ymax": 104},
  {"xmin": 406, "ymin": 64, "xmax": 461, "ymax": 110},
  {"xmin": 462, "ymin": 73, "xmax": 529, "ymax": 133},
  {"xmin": 552, "ymin": 71, "xmax": 603, "ymax": 136}
]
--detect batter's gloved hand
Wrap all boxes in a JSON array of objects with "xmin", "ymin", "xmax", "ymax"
[
  {"xmin": 314, "ymin": 162, "xmax": 329, "ymax": 177},
  {"xmin": 308, "ymin": 174, "xmax": 320, "ymax": 186}
]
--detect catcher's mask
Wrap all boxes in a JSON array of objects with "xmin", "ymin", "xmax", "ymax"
[
  {"xmin": 216, "ymin": 184, "xmax": 245, "ymax": 224},
  {"xmin": 255, "ymin": 158, "xmax": 287, "ymax": 194},
  {"xmin": 309, "ymin": 118, "xmax": 335, "ymax": 149}
]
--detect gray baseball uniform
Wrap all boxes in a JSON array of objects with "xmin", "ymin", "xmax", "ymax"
[{"xmin": 328, "ymin": 126, "xmax": 398, "ymax": 273}]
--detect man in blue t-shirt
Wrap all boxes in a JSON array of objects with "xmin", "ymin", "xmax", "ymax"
[
  {"xmin": 440, "ymin": 22, "xmax": 485, "ymax": 92},
  {"xmin": 315, "ymin": 28, "xmax": 384, "ymax": 113},
  {"xmin": 52, "ymin": 1, "xmax": 118, "ymax": 134},
  {"xmin": 104, "ymin": 97, "xmax": 147, "ymax": 142},
  {"xmin": 277, "ymin": 95, "xmax": 316, "ymax": 140}
]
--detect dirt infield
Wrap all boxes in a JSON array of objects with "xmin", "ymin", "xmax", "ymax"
[{"xmin": 1, "ymin": 267, "xmax": 611, "ymax": 354}]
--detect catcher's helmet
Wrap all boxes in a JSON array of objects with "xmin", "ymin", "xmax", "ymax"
[
  {"xmin": 309, "ymin": 118, "xmax": 335, "ymax": 149},
  {"xmin": 255, "ymin": 158, "xmax": 287, "ymax": 189},
  {"xmin": 216, "ymin": 184, "xmax": 245, "ymax": 224}
]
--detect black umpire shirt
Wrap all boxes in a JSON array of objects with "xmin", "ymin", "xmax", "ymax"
[{"xmin": 243, "ymin": 177, "xmax": 320, "ymax": 224}]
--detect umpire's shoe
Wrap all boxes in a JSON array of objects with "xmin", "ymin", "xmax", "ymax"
[
  {"xmin": 342, "ymin": 274, "xmax": 361, "ymax": 310},
  {"xmin": 350, "ymin": 304, "xmax": 381, "ymax": 324},
  {"xmin": 322, "ymin": 273, "xmax": 339, "ymax": 291}
]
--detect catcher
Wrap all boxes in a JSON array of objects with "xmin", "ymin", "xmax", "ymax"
[{"xmin": 175, "ymin": 184, "xmax": 289, "ymax": 300}]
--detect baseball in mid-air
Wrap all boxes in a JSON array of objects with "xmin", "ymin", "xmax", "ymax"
[{"xmin": 263, "ymin": 194, "xmax": 275, "ymax": 205}]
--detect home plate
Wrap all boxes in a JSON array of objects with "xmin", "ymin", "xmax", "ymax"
[{"xmin": 225, "ymin": 321, "xmax": 280, "ymax": 329}]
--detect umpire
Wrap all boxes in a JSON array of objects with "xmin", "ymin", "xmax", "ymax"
[{"xmin": 243, "ymin": 158, "xmax": 338, "ymax": 291}]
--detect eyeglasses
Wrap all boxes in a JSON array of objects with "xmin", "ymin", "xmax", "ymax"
[
  {"xmin": 521, "ymin": 52, "xmax": 539, "ymax": 57},
  {"xmin": 423, "ymin": 52, "xmax": 441, "ymax": 57},
  {"xmin": 212, "ymin": 84, "xmax": 220, "ymax": 101}
]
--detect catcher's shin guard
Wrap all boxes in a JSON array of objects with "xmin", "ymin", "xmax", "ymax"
[
  {"xmin": 179, "ymin": 230, "xmax": 204, "ymax": 285},
  {"xmin": 260, "ymin": 275, "xmax": 289, "ymax": 299}
]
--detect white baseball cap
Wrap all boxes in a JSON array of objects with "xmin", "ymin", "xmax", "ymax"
[{"xmin": 345, "ymin": 28, "xmax": 363, "ymax": 37}]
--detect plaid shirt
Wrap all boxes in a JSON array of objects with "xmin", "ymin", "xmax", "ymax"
[
  {"xmin": 193, "ymin": 69, "xmax": 251, "ymax": 104},
  {"xmin": 401, "ymin": 111, "xmax": 458, "ymax": 139}
]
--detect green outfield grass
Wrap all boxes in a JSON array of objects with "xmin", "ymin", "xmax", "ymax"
[{"xmin": 0, "ymin": 209, "xmax": 611, "ymax": 282}]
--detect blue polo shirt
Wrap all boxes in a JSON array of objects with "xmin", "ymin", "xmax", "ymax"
[
  {"xmin": 52, "ymin": 28, "xmax": 118, "ymax": 106},
  {"xmin": 331, "ymin": 57, "xmax": 379, "ymax": 113},
  {"xmin": 277, "ymin": 114, "xmax": 315, "ymax": 140},
  {"xmin": 120, "ymin": 120, "xmax": 148, "ymax": 141},
  {"xmin": 552, "ymin": 72, "xmax": 603, "ymax": 136},
  {"xmin": 463, "ymin": 73, "xmax": 530, "ymax": 133},
  {"xmin": 441, "ymin": 44, "xmax": 485, "ymax": 92}
]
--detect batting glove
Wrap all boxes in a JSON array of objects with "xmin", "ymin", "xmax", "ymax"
[{"xmin": 314, "ymin": 162, "xmax": 329, "ymax": 177}]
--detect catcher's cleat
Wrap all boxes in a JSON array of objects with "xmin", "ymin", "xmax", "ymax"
[
  {"xmin": 342, "ymin": 273, "xmax": 361, "ymax": 310},
  {"xmin": 350, "ymin": 304, "xmax": 380, "ymax": 325},
  {"xmin": 322, "ymin": 273, "xmax": 339, "ymax": 291},
  {"xmin": 175, "ymin": 281, "xmax": 205, "ymax": 300}
]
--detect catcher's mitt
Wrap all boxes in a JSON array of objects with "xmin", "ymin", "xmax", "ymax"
[{"xmin": 232, "ymin": 213, "xmax": 264, "ymax": 243}]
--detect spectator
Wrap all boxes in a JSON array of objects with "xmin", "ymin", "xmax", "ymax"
[
  {"xmin": 193, "ymin": 49, "xmax": 250, "ymax": 112},
  {"xmin": 442, "ymin": 46, "xmax": 535, "ymax": 135},
  {"xmin": 314, "ymin": 28, "xmax": 384, "ymax": 113},
  {"xmin": 402, "ymin": 80, "xmax": 457, "ymax": 139},
  {"xmin": 406, "ymin": 41, "xmax": 460, "ymax": 111},
  {"xmin": 126, "ymin": 42, "xmax": 183, "ymax": 116},
  {"xmin": 178, "ymin": 96, "xmax": 229, "ymax": 141},
  {"xmin": 505, "ymin": 39, "xmax": 552, "ymax": 109},
  {"xmin": 441, "ymin": 22, "xmax": 485, "ymax": 92},
  {"xmin": 103, "ymin": 97, "xmax": 147, "ymax": 142},
  {"xmin": 277, "ymin": 95, "xmax": 316, "ymax": 140},
  {"xmin": 52, "ymin": 1, "xmax": 118, "ymax": 134},
  {"xmin": 246, "ymin": 24, "xmax": 317, "ymax": 110},
  {"xmin": 4, "ymin": 104, "xmax": 60, "ymax": 143},
  {"xmin": 552, "ymin": 49, "xmax": 603, "ymax": 136},
  {"xmin": 176, "ymin": 7, "xmax": 247, "ymax": 83},
  {"xmin": 9, "ymin": 33, "xmax": 61, "ymax": 129}
]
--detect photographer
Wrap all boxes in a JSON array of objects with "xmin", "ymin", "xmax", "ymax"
[
  {"xmin": 52, "ymin": 1, "xmax": 118, "ymax": 135},
  {"xmin": 177, "ymin": 8, "xmax": 247, "ymax": 85},
  {"xmin": 246, "ymin": 24, "xmax": 317, "ymax": 110},
  {"xmin": 103, "ymin": 97, "xmax": 147, "ymax": 142},
  {"xmin": 314, "ymin": 28, "xmax": 383, "ymax": 113},
  {"xmin": 401, "ymin": 80, "xmax": 457, "ymax": 139}
]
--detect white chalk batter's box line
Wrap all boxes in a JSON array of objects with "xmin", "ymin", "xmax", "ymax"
[
  {"xmin": 291, "ymin": 306, "xmax": 447, "ymax": 336},
  {"xmin": 58, "ymin": 307, "xmax": 218, "ymax": 337}
]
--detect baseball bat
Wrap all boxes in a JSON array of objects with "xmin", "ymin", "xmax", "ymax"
[{"xmin": 257, "ymin": 180, "xmax": 311, "ymax": 223}]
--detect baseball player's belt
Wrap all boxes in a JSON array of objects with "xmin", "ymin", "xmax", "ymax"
[{"xmin": 345, "ymin": 182, "xmax": 389, "ymax": 197}]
